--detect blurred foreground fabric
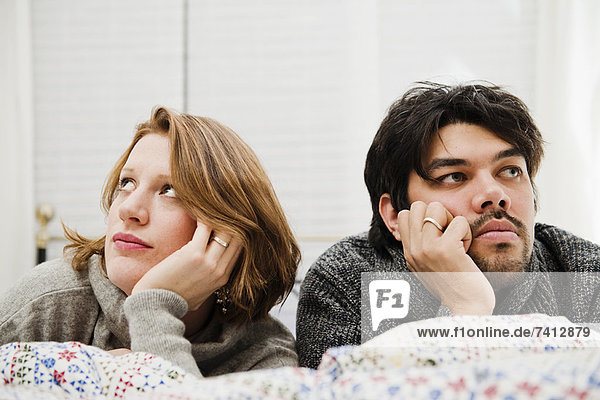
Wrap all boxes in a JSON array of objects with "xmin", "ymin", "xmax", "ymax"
[{"xmin": 1, "ymin": 314, "xmax": 599, "ymax": 399}]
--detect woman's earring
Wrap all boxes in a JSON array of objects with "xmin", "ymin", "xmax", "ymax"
[{"xmin": 215, "ymin": 287, "xmax": 230, "ymax": 314}]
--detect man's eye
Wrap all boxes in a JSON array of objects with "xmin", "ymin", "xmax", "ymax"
[
  {"xmin": 160, "ymin": 184, "xmax": 177, "ymax": 198},
  {"xmin": 437, "ymin": 172, "xmax": 465, "ymax": 183},
  {"xmin": 118, "ymin": 178, "xmax": 135, "ymax": 191},
  {"xmin": 499, "ymin": 166, "xmax": 522, "ymax": 178}
]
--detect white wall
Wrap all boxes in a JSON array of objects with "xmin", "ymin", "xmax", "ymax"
[
  {"xmin": 0, "ymin": 0, "xmax": 34, "ymax": 294},
  {"xmin": 534, "ymin": 1, "xmax": 600, "ymax": 242},
  {"xmin": 30, "ymin": 1, "xmax": 185, "ymax": 264}
]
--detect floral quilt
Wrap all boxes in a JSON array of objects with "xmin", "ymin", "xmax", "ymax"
[{"xmin": 1, "ymin": 314, "xmax": 599, "ymax": 399}]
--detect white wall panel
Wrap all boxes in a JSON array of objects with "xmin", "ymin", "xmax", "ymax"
[
  {"xmin": 186, "ymin": 1, "xmax": 381, "ymax": 276},
  {"xmin": 33, "ymin": 0, "xmax": 184, "ymax": 260},
  {"xmin": 378, "ymin": 0, "xmax": 538, "ymax": 109}
]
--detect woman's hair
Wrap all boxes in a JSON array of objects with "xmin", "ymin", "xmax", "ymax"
[{"xmin": 64, "ymin": 107, "xmax": 300, "ymax": 324}]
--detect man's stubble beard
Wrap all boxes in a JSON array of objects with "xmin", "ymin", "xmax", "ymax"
[
  {"xmin": 469, "ymin": 241, "xmax": 532, "ymax": 273},
  {"xmin": 467, "ymin": 209, "xmax": 534, "ymax": 288}
]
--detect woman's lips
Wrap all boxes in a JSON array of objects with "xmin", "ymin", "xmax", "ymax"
[{"xmin": 112, "ymin": 233, "xmax": 152, "ymax": 251}]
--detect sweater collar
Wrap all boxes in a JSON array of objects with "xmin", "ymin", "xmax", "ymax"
[{"xmin": 87, "ymin": 255, "xmax": 131, "ymax": 346}]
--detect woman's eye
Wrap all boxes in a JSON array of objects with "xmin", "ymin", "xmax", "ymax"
[
  {"xmin": 118, "ymin": 178, "xmax": 135, "ymax": 191},
  {"xmin": 438, "ymin": 172, "xmax": 465, "ymax": 183},
  {"xmin": 499, "ymin": 166, "xmax": 522, "ymax": 178},
  {"xmin": 161, "ymin": 184, "xmax": 177, "ymax": 198}
]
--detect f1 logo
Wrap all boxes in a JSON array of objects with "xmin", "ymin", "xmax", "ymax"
[{"xmin": 369, "ymin": 280, "xmax": 410, "ymax": 331}]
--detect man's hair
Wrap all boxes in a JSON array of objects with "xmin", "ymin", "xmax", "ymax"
[
  {"xmin": 364, "ymin": 82, "xmax": 544, "ymax": 256},
  {"xmin": 64, "ymin": 106, "xmax": 300, "ymax": 325}
]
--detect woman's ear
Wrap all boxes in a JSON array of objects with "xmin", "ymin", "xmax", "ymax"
[{"xmin": 378, "ymin": 194, "xmax": 401, "ymax": 241}]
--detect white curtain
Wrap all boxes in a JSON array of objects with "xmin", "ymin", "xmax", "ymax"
[
  {"xmin": 0, "ymin": 0, "xmax": 35, "ymax": 293},
  {"xmin": 534, "ymin": 0, "xmax": 600, "ymax": 243}
]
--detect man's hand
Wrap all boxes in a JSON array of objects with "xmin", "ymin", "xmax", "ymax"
[
  {"xmin": 395, "ymin": 201, "xmax": 495, "ymax": 315},
  {"xmin": 132, "ymin": 220, "xmax": 242, "ymax": 311}
]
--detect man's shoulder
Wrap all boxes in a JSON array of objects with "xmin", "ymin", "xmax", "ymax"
[
  {"xmin": 301, "ymin": 232, "xmax": 401, "ymax": 297},
  {"xmin": 534, "ymin": 223, "xmax": 600, "ymax": 271},
  {"xmin": 310, "ymin": 232, "xmax": 384, "ymax": 275}
]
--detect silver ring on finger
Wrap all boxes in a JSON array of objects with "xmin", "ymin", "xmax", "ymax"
[
  {"xmin": 212, "ymin": 236, "xmax": 229, "ymax": 248},
  {"xmin": 423, "ymin": 217, "xmax": 444, "ymax": 232}
]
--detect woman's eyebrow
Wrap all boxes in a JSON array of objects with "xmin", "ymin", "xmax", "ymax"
[{"xmin": 119, "ymin": 168, "xmax": 172, "ymax": 182}]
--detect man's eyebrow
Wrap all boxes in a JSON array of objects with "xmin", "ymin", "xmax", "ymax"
[
  {"xmin": 493, "ymin": 147, "xmax": 523, "ymax": 162},
  {"xmin": 425, "ymin": 158, "xmax": 468, "ymax": 173},
  {"xmin": 425, "ymin": 147, "xmax": 523, "ymax": 173}
]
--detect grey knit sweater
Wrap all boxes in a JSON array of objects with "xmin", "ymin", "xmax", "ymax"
[
  {"xmin": 0, "ymin": 256, "xmax": 298, "ymax": 377},
  {"xmin": 296, "ymin": 223, "xmax": 600, "ymax": 369}
]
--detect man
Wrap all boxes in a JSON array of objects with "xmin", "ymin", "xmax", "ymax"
[{"xmin": 296, "ymin": 82, "xmax": 600, "ymax": 369}]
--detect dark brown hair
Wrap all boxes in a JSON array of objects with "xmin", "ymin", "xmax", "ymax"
[{"xmin": 364, "ymin": 82, "xmax": 544, "ymax": 256}]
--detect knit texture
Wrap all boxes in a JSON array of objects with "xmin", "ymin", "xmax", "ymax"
[
  {"xmin": 296, "ymin": 223, "xmax": 600, "ymax": 369},
  {"xmin": 0, "ymin": 256, "xmax": 298, "ymax": 377},
  {"xmin": 124, "ymin": 289, "xmax": 195, "ymax": 375}
]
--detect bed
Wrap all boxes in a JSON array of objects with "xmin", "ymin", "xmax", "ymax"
[{"xmin": 1, "ymin": 313, "xmax": 599, "ymax": 399}]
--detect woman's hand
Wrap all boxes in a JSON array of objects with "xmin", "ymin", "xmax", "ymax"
[{"xmin": 131, "ymin": 221, "xmax": 242, "ymax": 311}]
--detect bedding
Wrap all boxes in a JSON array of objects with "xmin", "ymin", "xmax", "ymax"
[{"xmin": 1, "ymin": 314, "xmax": 599, "ymax": 399}]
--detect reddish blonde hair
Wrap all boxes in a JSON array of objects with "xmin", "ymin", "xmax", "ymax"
[{"xmin": 65, "ymin": 107, "xmax": 300, "ymax": 324}]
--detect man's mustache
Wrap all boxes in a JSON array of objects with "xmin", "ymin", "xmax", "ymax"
[{"xmin": 469, "ymin": 209, "xmax": 527, "ymax": 237}]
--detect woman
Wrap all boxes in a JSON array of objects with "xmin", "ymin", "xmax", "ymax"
[{"xmin": 0, "ymin": 107, "xmax": 300, "ymax": 377}]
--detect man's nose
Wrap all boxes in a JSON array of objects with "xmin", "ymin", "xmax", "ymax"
[
  {"xmin": 471, "ymin": 174, "xmax": 511, "ymax": 213},
  {"xmin": 118, "ymin": 190, "xmax": 149, "ymax": 225}
]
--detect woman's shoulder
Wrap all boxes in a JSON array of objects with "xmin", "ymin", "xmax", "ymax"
[
  {"xmin": 24, "ymin": 257, "xmax": 92, "ymax": 290},
  {"xmin": 230, "ymin": 314, "xmax": 297, "ymax": 366},
  {"xmin": 246, "ymin": 314, "xmax": 298, "ymax": 367},
  {"xmin": 0, "ymin": 257, "xmax": 103, "ymax": 344},
  {"xmin": 216, "ymin": 312, "xmax": 296, "ymax": 346},
  {"xmin": 194, "ymin": 313, "xmax": 297, "ymax": 375},
  {"xmin": 0, "ymin": 257, "xmax": 95, "ymax": 311},
  {"xmin": 243, "ymin": 314, "xmax": 296, "ymax": 345}
]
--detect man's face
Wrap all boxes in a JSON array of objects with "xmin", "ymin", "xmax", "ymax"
[{"xmin": 407, "ymin": 123, "xmax": 536, "ymax": 273}]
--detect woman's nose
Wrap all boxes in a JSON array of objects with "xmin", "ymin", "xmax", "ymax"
[{"xmin": 118, "ymin": 190, "xmax": 149, "ymax": 225}]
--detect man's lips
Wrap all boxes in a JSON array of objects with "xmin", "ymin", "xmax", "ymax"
[
  {"xmin": 474, "ymin": 220, "xmax": 518, "ymax": 241},
  {"xmin": 112, "ymin": 233, "xmax": 152, "ymax": 251}
]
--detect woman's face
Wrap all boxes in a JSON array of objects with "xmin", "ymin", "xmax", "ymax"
[{"xmin": 104, "ymin": 133, "xmax": 197, "ymax": 295}]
